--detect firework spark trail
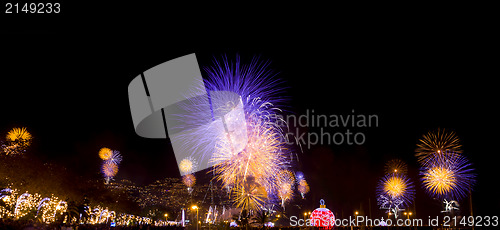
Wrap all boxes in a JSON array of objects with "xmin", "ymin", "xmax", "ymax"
[{"xmin": 420, "ymin": 151, "xmax": 475, "ymax": 201}]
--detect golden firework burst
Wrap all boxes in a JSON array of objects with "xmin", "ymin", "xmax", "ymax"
[
  {"xmin": 416, "ymin": 128, "xmax": 462, "ymax": 163},
  {"xmin": 210, "ymin": 120, "xmax": 287, "ymax": 190},
  {"xmin": 6, "ymin": 127, "xmax": 32, "ymax": 142},
  {"xmin": 99, "ymin": 147, "xmax": 113, "ymax": 160},
  {"xmin": 383, "ymin": 175, "xmax": 408, "ymax": 198},
  {"xmin": 231, "ymin": 178, "xmax": 267, "ymax": 211},
  {"xmin": 422, "ymin": 166, "xmax": 456, "ymax": 196}
]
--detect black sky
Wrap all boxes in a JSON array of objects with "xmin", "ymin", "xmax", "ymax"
[{"xmin": 2, "ymin": 6, "xmax": 499, "ymax": 221}]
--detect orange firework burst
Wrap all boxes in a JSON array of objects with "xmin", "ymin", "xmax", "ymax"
[
  {"xmin": 383, "ymin": 176, "xmax": 408, "ymax": 198},
  {"xmin": 6, "ymin": 127, "xmax": 32, "ymax": 142},
  {"xmin": 210, "ymin": 118, "xmax": 287, "ymax": 191},
  {"xmin": 416, "ymin": 128, "xmax": 462, "ymax": 164},
  {"xmin": 99, "ymin": 147, "xmax": 112, "ymax": 160}
]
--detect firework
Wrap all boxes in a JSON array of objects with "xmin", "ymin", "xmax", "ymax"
[
  {"xmin": 416, "ymin": 128, "xmax": 462, "ymax": 164},
  {"xmin": 102, "ymin": 161, "xmax": 119, "ymax": 178},
  {"xmin": 2, "ymin": 127, "xmax": 32, "ymax": 155},
  {"xmin": 179, "ymin": 157, "xmax": 197, "ymax": 174},
  {"xmin": 108, "ymin": 150, "xmax": 122, "ymax": 165},
  {"xmin": 297, "ymin": 179, "xmax": 310, "ymax": 198},
  {"xmin": 231, "ymin": 177, "xmax": 267, "ymax": 211},
  {"xmin": 275, "ymin": 169, "xmax": 295, "ymax": 208},
  {"xmin": 295, "ymin": 171, "xmax": 304, "ymax": 180},
  {"xmin": 210, "ymin": 116, "xmax": 289, "ymax": 192},
  {"xmin": 377, "ymin": 173, "xmax": 415, "ymax": 208},
  {"xmin": 182, "ymin": 174, "xmax": 196, "ymax": 188},
  {"xmin": 197, "ymin": 56, "xmax": 296, "ymax": 210},
  {"xmin": 99, "ymin": 147, "xmax": 112, "ymax": 160},
  {"xmin": 420, "ymin": 151, "xmax": 475, "ymax": 201},
  {"xmin": 384, "ymin": 159, "xmax": 408, "ymax": 175},
  {"xmin": 6, "ymin": 127, "xmax": 32, "ymax": 142},
  {"xmin": 203, "ymin": 55, "xmax": 286, "ymax": 110}
]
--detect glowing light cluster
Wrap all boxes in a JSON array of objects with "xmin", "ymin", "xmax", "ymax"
[
  {"xmin": 0, "ymin": 189, "xmax": 66, "ymax": 223},
  {"xmin": 0, "ymin": 187, "xmax": 153, "ymax": 226}
]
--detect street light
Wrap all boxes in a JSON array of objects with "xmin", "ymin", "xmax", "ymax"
[
  {"xmin": 192, "ymin": 205, "xmax": 199, "ymax": 230},
  {"xmin": 355, "ymin": 211, "xmax": 359, "ymax": 216},
  {"xmin": 164, "ymin": 213, "xmax": 168, "ymax": 222}
]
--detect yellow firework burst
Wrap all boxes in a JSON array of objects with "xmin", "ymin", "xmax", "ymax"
[
  {"xmin": 383, "ymin": 176, "xmax": 407, "ymax": 198},
  {"xmin": 6, "ymin": 127, "xmax": 32, "ymax": 142},
  {"xmin": 377, "ymin": 173, "xmax": 415, "ymax": 206},
  {"xmin": 231, "ymin": 178, "xmax": 267, "ymax": 211},
  {"xmin": 179, "ymin": 157, "xmax": 197, "ymax": 174},
  {"xmin": 99, "ymin": 147, "xmax": 112, "ymax": 160},
  {"xmin": 422, "ymin": 166, "xmax": 456, "ymax": 196},
  {"xmin": 416, "ymin": 128, "xmax": 462, "ymax": 163}
]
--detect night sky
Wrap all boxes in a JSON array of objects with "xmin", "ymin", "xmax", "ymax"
[{"xmin": 2, "ymin": 8, "xmax": 499, "ymax": 223}]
